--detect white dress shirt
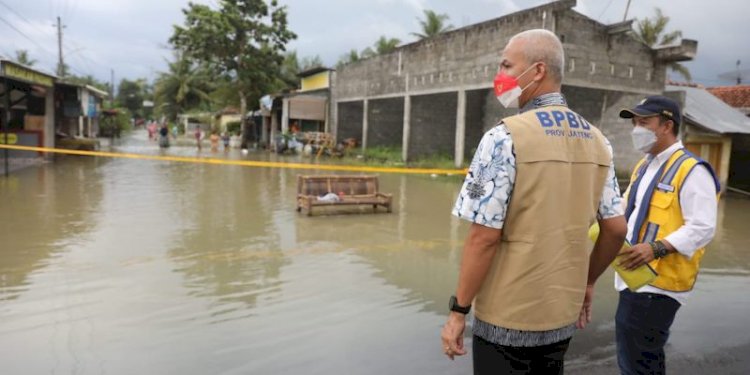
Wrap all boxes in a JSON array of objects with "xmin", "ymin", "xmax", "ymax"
[{"xmin": 616, "ymin": 141, "xmax": 718, "ymax": 304}]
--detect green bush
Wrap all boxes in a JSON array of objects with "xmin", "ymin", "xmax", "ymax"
[{"xmin": 226, "ymin": 121, "xmax": 241, "ymax": 135}]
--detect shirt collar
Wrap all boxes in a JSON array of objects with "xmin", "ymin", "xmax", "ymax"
[
  {"xmin": 653, "ymin": 141, "xmax": 684, "ymax": 164},
  {"xmin": 520, "ymin": 92, "xmax": 568, "ymax": 113}
]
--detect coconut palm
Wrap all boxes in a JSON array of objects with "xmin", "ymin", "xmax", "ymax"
[
  {"xmin": 411, "ymin": 10, "xmax": 453, "ymax": 39},
  {"xmin": 14, "ymin": 50, "xmax": 36, "ymax": 66},
  {"xmin": 635, "ymin": 8, "xmax": 691, "ymax": 82},
  {"xmin": 336, "ymin": 49, "xmax": 360, "ymax": 68},
  {"xmin": 154, "ymin": 52, "xmax": 213, "ymax": 121},
  {"xmin": 374, "ymin": 36, "xmax": 401, "ymax": 54}
]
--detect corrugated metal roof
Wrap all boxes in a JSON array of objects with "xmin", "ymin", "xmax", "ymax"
[{"xmin": 667, "ymin": 85, "xmax": 750, "ymax": 134}]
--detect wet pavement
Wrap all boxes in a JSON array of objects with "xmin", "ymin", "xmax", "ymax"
[{"xmin": 1, "ymin": 130, "xmax": 748, "ymax": 374}]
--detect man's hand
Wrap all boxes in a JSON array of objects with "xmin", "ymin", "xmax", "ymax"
[
  {"xmin": 618, "ymin": 243, "xmax": 655, "ymax": 270},
  {"xmin": 441, "ymin": 312, "xmax": 467, "ymax": 360},
  {"xmin": 576, "ymin": 284, "xmax": 594, "ymax": 329}
]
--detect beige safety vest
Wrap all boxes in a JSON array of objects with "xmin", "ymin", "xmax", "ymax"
[{"xmin": 474, "ymin": 105, "xmax": 611, "ymax": 331}]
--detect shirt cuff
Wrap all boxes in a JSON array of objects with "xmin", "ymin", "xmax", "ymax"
[
  {"xmin": 451, "ymin": 209, "xmax": 503, "ymax": 230},
  {"xmin": 663, "ymin": 232, "xmax": 697, "ymax": 259}
]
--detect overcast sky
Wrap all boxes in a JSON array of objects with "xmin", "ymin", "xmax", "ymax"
[{"xmin": 1, "ymin": 0, "xmax": 748, "ymax": 88}]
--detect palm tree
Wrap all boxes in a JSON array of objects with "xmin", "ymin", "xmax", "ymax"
[
  {"xmin": 14, "ymin": 50, "xmax": 36, "ymax": 66},
  {"xmin": 373, "ymin": 36, "xmax": 401, "ymax": 55},
  {"xmin": 336, "ymin": 49, "xmax": 360, "ymax": 68},
  {"xmin": 154, "ymin": 52, "xmax": 213, "ymax": 121},
  {"xmin": 635, "ymin": 8, "xmax": 691, "ymax": 82},
  {"xmin": 411, "ymin": 10, "xmax": 453, "ymax": 39}
]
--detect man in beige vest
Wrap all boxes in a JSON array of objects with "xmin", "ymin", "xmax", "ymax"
[{"xmin": 441, "ymin": 29, "xmax": 627, "ymax": 374}]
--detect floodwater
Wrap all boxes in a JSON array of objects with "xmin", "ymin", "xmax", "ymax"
[{"xmin": 1, "ymin": 131, "xmax": 749, "ymax": 374}]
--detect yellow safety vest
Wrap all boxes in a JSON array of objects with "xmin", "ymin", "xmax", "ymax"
[{"xmin": 624, "ymin": 148, "xmax": 720, "ymax": 292}]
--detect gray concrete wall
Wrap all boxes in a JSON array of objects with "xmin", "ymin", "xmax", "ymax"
[
  {"xmin": 561, "ymin": 86, "xmax": 646, "ymax": 177},
  {"xmin": 555, "ymin": 11, "xmax": 665, "ymax": 94},
  {"xmin": 368, "ymin": 98, "xmax": 404, "ymax": 148},
  {"xmin": 337, "ymin": 101, "xmax": 363, "ymax": 142},
  {"xmin": 409, "ymin": 92, "xmax": 457, "ymax": 160},
  {"xmin": 332, "ymin": 1, "xmax": 672, "ymax": 165},
  {"xmin": 333, "ymin": 5, "xmax": 663, "ymax": 103},
  {"xmin": 464, "ymin": 89, "xmax": 490, "ymax": 157}
]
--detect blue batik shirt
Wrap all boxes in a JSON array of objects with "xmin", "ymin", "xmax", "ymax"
[{"xmin": 452, "ymin": 92, "xmax": 624, "ymax": 347}]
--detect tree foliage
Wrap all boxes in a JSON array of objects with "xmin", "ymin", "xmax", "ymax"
[
  {"xmin": 360, "ymin": 36, "xmax": 401, "ymax": 59},
  {"xmin": 14, "ymin": 50, "xmax": 36, "ymax": 66},
  {"xmin": 635, "ymin": 8, "xmax": 691, "ymax": 82},
  {"xmin": 154, "ymin": 52, "xmax": 214, "ymax": 121},
  {"xmin": 411, "ymin": 10, "xmax": 453, "ymax": 39},
  {"xmin": 116, "ymin": 78, "xmax": 151, "ymax": 118},
  {"xmin": 169, "ymin": 0, "xmax": 296, "ymax": 134},
  {"xmin": 276, "ymin": 51, "xmax": 323, "ymax": 90}
]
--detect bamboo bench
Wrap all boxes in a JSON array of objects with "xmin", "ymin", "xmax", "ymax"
[{"xmin": 296, "ymin": 175, "xmax": 393, "ymax": 216}]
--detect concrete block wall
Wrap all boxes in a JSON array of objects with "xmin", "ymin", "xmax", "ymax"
[
  {"xmin": 556, "ymin": 11, "xmax": 665, "ymax": 94},
  {"xmin": 562, "ymin": 86, "xmax": 646, "ymax": 177},
  {"xmin": 368, "ymin": 98, "xmax": 404, "ymax": 148},
  {"xmin": 464, "ymin": 89, "xmax": 489, "ymax": 157},
  {"xmin": 334, "ymin": 5, "xmax": 665, "ymax": 103},
  {"xmin": 337, "ymin": 101, "xmax": 363, "ymax": 142},
  {"xmin": 409, "ymin": 92, "xmax": 457, "ymax": 160},
  {"xmin": 331, "ymin": 1, "xmax": 673, "ymax": 166}
]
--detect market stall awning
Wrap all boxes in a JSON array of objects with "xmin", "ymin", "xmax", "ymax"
[{"xmin": 289, "ymin": 95, "xmax": 327, "ymax": 121}]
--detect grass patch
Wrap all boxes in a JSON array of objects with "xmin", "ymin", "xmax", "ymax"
[{"xmin": 340, "ymin": 146, "xmax": 468, "ymax": 170}]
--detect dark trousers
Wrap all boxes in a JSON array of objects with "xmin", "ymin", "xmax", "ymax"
[
  {"xmin": 473, "ymin": 335, "xmax": 571, "ymax": 375},
  {"xmin": 616, "ymin": 289, "xmax": 681, "ymax": 375}
]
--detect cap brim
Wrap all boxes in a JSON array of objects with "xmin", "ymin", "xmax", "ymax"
[{"xmin": 619, "ymin": 108, "xmax": 660, "ymax": 119}]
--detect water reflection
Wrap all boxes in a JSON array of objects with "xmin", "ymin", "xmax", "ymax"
[
  {"xmin": 165, "ymin": 162, "xmax": 290, "ymax": 322},
  {"xmin": 0, "ymin": 157, "xmax": 105, "ymax": 301}
]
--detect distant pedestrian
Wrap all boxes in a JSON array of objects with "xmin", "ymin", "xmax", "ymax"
[
  {"xmin": 222, "ymin": 132, "xmax": 230, "ymax": 151},
  {"xmin": 210, "ymin": 131, "xmax": 220, "ymax": 152},
  {"xmin": 159, "ymin": 124, "xmax": 170, "ymax": 148},
  {"xmin": 194, "ymin": 126, "xmax": 202, "ymax": 150}
]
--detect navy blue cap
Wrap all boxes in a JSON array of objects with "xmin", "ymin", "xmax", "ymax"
[{"xmin": 619, "ymin": 95, "xmax": 681, "ymax": 125}]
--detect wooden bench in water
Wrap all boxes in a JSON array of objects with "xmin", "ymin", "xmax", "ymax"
[{"xmin": 296, "ymin": 175, "xmax": 393, "ymax": 216}]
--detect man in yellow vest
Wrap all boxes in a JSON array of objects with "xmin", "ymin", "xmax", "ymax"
[
  {"xmin": 441, "ymin": 29, "xmax": 627, "ymax": 374},
  {"xmin": 616, "ymin": 96, "xmax": 719, "ymax": 374}
]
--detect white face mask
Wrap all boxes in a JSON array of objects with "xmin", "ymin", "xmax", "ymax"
[{"xmin": 631, "ymin": 126, "xmax": 657, "ymax": 153}]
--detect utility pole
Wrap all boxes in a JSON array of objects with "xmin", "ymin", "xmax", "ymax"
[
  {"xmin": 623, "ymin": 0, "xmax": 633, "ymax": 22},
  {"xmin": 56, "ymin": 16, "xmax": 65, "ymax": 78}
]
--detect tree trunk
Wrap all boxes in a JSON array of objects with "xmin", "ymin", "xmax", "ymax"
[{"xmin": 239, "ymin": 89, "xmax": 248, "ymax": 149}]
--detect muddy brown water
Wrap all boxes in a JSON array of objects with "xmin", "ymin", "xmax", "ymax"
[{"xmin": 1, "ymin": 131, "xmax": 748, "ymax": 374}]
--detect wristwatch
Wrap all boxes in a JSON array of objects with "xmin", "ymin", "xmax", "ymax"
[
  {"xmin": 650, "ymin": 240, "xmax": 669, "ymax": 259},
  {"xmin": 449, "ymin": 295, "xmax": 471, "ymax": 314}
]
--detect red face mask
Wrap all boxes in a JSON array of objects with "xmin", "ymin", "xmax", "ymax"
[{"xmin": 493, "ymin": 63, "xmax": 537, "ymax": 108}]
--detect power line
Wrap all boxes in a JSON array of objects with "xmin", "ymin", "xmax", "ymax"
[
  {"xmin": 0, "ymin": 1, "xmax": 37, "ymax": 27},
  {"xmin": 597, "ymin": 0, "xmax": 616, "ymax": 21},
  {"xmin": 0, "ymin": 14, "xmax": 57, "ymax": 58}
]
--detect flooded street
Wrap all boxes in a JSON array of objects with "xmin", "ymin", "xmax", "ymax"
[{"xmin": 1, "ymin": 131, "xmax": 749, "ymax": 374}]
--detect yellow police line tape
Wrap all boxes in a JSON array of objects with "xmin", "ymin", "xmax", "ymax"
[{"xmin": 0, "ymin": 144, "xmax": 469, "ymax": 176}]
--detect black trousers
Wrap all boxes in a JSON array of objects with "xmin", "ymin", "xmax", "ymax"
[
  {"xmin": 616, "ymin": 289, "xmax": 681, "ymax": 375},
  {"xmin": 473, "ymin": 335, "xmax": 572, "ymax": 375}
]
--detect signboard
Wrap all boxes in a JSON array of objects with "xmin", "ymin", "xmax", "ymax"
[
  {"xmin": 0, "ymin": 131, "xmax": 41, "ymax": 157},
  {"xmin": 1, "ymin": 62, "xmax": 54, "ymax": 87},
  {"xmin": 88, "ymin": 95, "xmax": 98, "ymax": 117},
  {"xmin": 0, "ymin": 133, "xmax": 19, "ymax": 144}
]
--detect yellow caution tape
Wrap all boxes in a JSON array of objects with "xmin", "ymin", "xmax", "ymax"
[{"xmin": 0, "ymin": 144, "xmax": 469, "ymax": 176}]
